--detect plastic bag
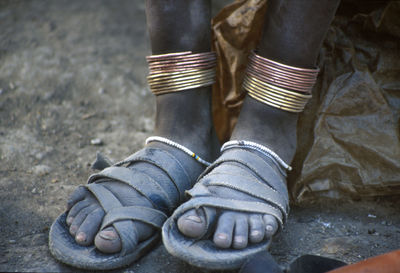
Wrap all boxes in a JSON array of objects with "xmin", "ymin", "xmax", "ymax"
[{"xmin": 211, "ymin": 0, "xmax": 400, "ymax": 202}]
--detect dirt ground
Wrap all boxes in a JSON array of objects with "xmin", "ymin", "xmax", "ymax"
[{"xmin": 0, "ymin": 1, "xmax": 399, "ymax": 272}]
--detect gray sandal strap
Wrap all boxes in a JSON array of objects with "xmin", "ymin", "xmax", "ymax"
[
  {"xmin": 101, "ymin": 206, "xmax": 167, "ymax": 230},
  {"xmin": 195, "ymin": 171, "xmax": 288, "ymax": 217},
  {"xmin": 85, "ymin": 183, "xmax": 122, "ymax": 211},
  {"xmin": 183, "ymin": 146, "xmax": 289, "ymax": 226},
  {"xmin": 200, "ymin": 148, "xmax": 289, "ymax": 204},
  {"xmin": 88, "ymin": 166, "xmax": 174, "ymax": 213},
  {"xmin": 116, "ymin": 147, "xmax": 191, "ymax": 201},
  {"xmin": 173, "ymin": 196, "xmax": 284, "ymax": 226}
]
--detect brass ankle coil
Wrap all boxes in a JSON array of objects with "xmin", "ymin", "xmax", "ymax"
[
  {"xmin": 244, "ymin": 52, "xmax": 319, "ymax": 112},
  {"xmin": 146, "ymin": 51, "xmax": 216, "ymax": 96}
]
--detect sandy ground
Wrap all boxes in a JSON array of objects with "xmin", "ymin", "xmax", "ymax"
[{"xmin": 0, "ymin": 1, "xmax": 399, "ymax": 272}]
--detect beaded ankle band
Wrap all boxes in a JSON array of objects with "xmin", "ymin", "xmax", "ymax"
[
  {"xmin": 243, "ymin": 52, "xmax": 319, "ymax": 112},
  {"xmin": 146, "ymin": 136, "xmax": 211, "ymax": 167},
  {"xmin": 221, "ymin": 140, "xmax": 292, "ymax": 172},
  {"xmin": 146, "ymin": 51, "xmax": 216, "ymax": 96}
]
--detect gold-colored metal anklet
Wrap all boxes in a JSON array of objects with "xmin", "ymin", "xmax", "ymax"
[
  {"xmin": 146, "ymin": 51, "xmax": 216, "ymax": 96},
  {"xmin": 243, "ymin": 52, "xmax": 319, "ymax": 113}
]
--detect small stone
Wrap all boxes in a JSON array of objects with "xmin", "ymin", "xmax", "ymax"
[
  {"xmin": 0, "ymin": 88, "xmax": 3, "ymax": 95},
  {"xmin": 368, "ymin": 228, "xmax": 376, "ymax": 234},
  {"xmin": 381, "ymin": 221, "xmax": 387, "ymax": 225},
  {"xmin": 32, "ymin": 164, "xmax": 52, "ymax": 176},
  {"xmin": 98, "ymin": 87, "xmax": 105, "ymax": 94},
  {"xmin": 9, "ymin": 82, "xmax": 15, "ymax": 89},
  {"xmin": 51, "ymin": 178, "xmax": 58, "ymax": 183},
  {"xmin": 90, "ymin": 138, "xmax": 103, "ymax": 145},
  {"xmin": 368, "ymin": 214, "xmax": 377, "ymax": 218},
  {"xmin": 8, "ymin": 240, "xmax": 16, "ymax": 244},
  {"xmin": 31, "ymin": 188, "xmax": 37, "ymax": 194}
]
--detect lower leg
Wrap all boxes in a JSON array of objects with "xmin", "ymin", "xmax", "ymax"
[
  {"xmin": 66, "ymin": 0, "xmax": 215, "ymax": 253},
  {"xmin": 178, "ymin": 0, "xmax": 340, "ymax": 249}
]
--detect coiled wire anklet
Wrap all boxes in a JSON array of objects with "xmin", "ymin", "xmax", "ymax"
[
  {"xmin": 221, "ymin": 140, "xmax": 292, "ymax": 172},
  {"xmin": 146, "ymin": 136, "xmax": 211, "ymax": 167}
]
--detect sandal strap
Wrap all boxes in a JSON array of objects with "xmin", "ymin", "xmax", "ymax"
[
  {"xmin": 199, "ymin": 148, "xmax": 289, "ymax": 204},
  {"xmin": 114, "ymin": 147, "xmax": 192, "ymax": 201},
  {"xmin": 88, "ymin": 166, "xmax": 174, "ymax": 213},
  {"xmin": 101, "ymin": 206, "xmax": 167, "ymax": 231},
  {"xmin": 191, "ymin": 169, "xmax": 288, "ymax": 217},
  {"xmin": 185, "ymin": 146, "xmax": 289, "ymax": 226},
  {"xmin": 173, "ymin": 196, "xmax": 284, "ymax": 227}
]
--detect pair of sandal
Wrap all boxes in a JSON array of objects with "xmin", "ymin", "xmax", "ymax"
[{"xmin": 49, "ymin": 137, "xmax": 290, "ymax": 270}]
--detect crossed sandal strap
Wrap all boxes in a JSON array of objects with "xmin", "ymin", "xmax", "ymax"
[
  {"xmin": 186, "ymin": 148, "xmax": 289, "ymax": 226},
  {"xmin": 114, "ymin": 147, "xmax": 192, "ymax": 202},
  {"xmin": 85, "ymin": 183, "xmax": 139, "ymax": 256}
]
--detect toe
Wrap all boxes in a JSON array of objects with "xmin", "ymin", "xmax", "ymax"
[
  {"xmin": 67, "ymin": 186, "xmax": 89, "ymax": 210},
  {"xmin": 233, "ymin": 214, "xmax": 248, "ymax": 249},
  {"xmin": 66, "ymin": 199, "xmax": 91, "ymax": 226},
  {"xmin": 263, "ymin": 214, "xmax": 278, "ymax": 238},
  {"xmin": 95, "ymin": 227, "xmax": 123, "ymax": 254},
  {"xmin": 69, "ymin": 204, "xmax": 97, "ymax": 237},
  {"xmin": 177, "ymin": 209, "xmax": 207, "ymax": 238},
  {"xmin": 213, "ymin": 212, "xmax": 235, "ymax": 249},
  {"xmin": 249, "ymin": 214, "xmax": 265, "ymax": 244},
  {"xmin": 75, "ymin": 207, "xmax": 105, "ymax": 246}
]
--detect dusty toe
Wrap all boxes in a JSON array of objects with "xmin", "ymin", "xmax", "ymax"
[
  {"xmin": 213, "ymin": 212, "xmax": 235, "ymax": 249},
  {"xmin": 67, "ymin": 186, "xmax": 89, "ymax": 210},
  {"xmin": 95, "ymin": 227, "xmax": 123, "ymax": 254},
  {"xmin": 177, "ymin": 209, "xmax": 207, "ymax": 238},
  {"xmin": 263, "ymin": 214, "xmax": 278, "ymax": 238},
  {"xmin": 75, "ymin": 207, "xmax": 104, "ymax": 246},
  {"xmin": 66, "ymin": 199, "xmax": 92, "ymax": 226},
  {"xmin": 233, "ymin": 214, "xmax": 248, "ymax": 249},
  {"xmin": 69, "ymin": 204, "xmax": 97, "ymax": 237},
  {"xmin": 249, "ymin": 214, "xmax": 265, "ymax": 244}
]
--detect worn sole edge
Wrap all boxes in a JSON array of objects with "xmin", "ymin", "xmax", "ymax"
[
  {"xmin": 161, "ymin": 216, "xmax": 271, "ymax": 270},
  {"xmin": 49, "ymin": 212, "xmax": 160, "ymax": 270}
]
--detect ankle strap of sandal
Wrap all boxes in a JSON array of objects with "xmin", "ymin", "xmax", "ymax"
[
  {"xmin": 221, "ymin": 140, "xmax": 292, "ymax": 172},
  {"xmin": 146, "ymin": 51, "xmax": 216, "ymax": 96},
  {"xmin": 146, "ymin": 136, "xmax": 211, "ymax": 167}
]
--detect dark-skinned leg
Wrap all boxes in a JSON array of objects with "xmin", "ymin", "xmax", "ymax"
[
  {"xmin": 65, "ymin": 0, "xmax": 215, "ymax": 254},
  {"xmin": 178, "ymin": 0, "xmax": 340, "ymax": 249}
]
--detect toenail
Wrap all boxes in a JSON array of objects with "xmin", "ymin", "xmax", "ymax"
[
  {"xmin": 234, "ymin": 236, "xmax": 245, "ymax": 243},
  {"xmin": 186, "ymin": 215, "xmax": 202, "ymax": 223},
  {"xmin": 99, "ymin": 231, "xmax": 118, "ymax": 241},
  {"xmin": 217, "ymin": 233, "xmax": 228, "ymax": 240},
  {"xmin": 251, "ymin": 230, "xmax": 260, "ymax": 237},
  {"xmin": 266, "ymin": 225, "xmax": 273, "ymax": 232},
  {"xmin": 70, "ymin": 225, "xmax": 77, "ymax": 233},
  {"xmin": 66, "ymin": 217, "xmax": 73, "ymax": 225},
  {"xmin": 76, "ymin": 232, "xmax": 86, "ymax": 242}
]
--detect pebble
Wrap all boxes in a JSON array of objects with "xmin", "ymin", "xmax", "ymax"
[
  {"xmin": 90, "ymin": 138, "xmax": 103, "ymax": 145},
  {"xmin": 31, "ymin": 188, "xmax": 37, "ymax": 194},
  {"xmin": 8, "ymin": 240, "xmax": 16, "ymax": 244},
  {"xmin": 0, "ymin": 88, "xmax": 3, "ymax": 95},
  {"xmin": 368, "ymin": 214, "xmax": 377, "ymax": 218},
  {"xmin": 32, "ymin": 164, "xmax": 52, "ymax": 176}
]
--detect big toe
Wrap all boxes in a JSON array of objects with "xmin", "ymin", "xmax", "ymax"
[
  {"xmin": 177, "ymin": 209, "xmax": 207, "ymax": 238},
  {"xmin": 94, "ymin": 227, "xmax": 122, "ymax": 254}
]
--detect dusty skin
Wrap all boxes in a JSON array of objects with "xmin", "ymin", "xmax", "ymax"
[{"xmin": 0, "ymin": 1, "xmax": 399, "ymax": 272}]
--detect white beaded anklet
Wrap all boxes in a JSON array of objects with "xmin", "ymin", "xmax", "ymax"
[
  {"xmin": 145, "ymin": 136, "xmax": 211, "ymax": 167},
  {"xmin": 221, "ymin": 140, "xmax": 292, "ymax": 171}
]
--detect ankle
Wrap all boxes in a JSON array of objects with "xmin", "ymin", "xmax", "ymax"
[
  {"xmin": 231, "ymin": 96, "xmax": 298, "ymax": 163},
  {"xmin": 153, "ymin": 86, "xmax": 214, "ymax": 155}
]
